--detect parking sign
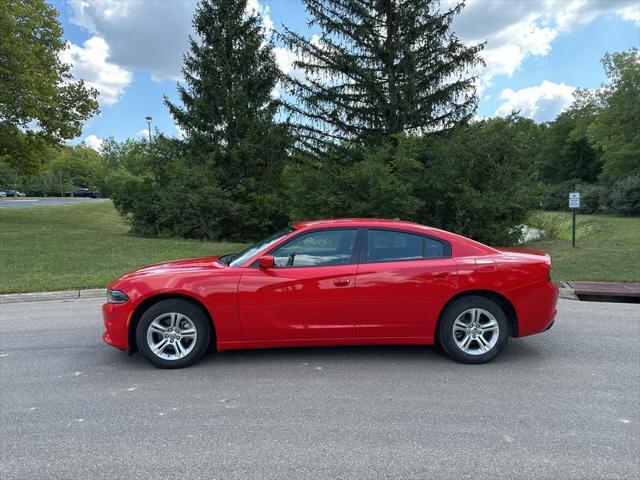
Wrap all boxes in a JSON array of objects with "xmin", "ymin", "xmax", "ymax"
[{"xmin": 569, "ymin": 192, "xmax": 580, "ymax": 209}]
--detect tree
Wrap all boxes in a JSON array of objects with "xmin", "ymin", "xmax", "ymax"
[
  {"xmin": 587, "ymin": 49, "xmax": 640, "ymax": 181},
  {"xmin": 537, "ymin": 108, "xmax": 602, "ymax": 185},
  {"xmin": 112, "ymin": 0, "xmax": 290, "ymax": 240},
  {"xmin": 0, "ymin": 0, "xmax": 99, "ymax": 174},
  {"xmin": 280, "ymin": 0, "xmax": 483, "ymax": 150}
]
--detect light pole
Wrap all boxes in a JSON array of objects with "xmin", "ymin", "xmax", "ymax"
[{"xmin": 145, "ymin": 116, "xmax": 153, "ymax": 142}]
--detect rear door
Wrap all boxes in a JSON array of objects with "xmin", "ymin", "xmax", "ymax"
[{"xmin": 354, "ymin": 228, "xmax": 458, "ymax": 339}]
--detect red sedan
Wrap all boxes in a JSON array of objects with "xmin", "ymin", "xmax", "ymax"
[{"xmin": 102, "ymin": 219, "xmax": 558, "ymax": 368}]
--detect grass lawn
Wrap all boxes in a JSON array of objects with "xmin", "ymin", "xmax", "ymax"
[
  {"xmin": 0, "ymin": 202, "xmax": 246, "ymax": 293},
  {"xmin": 1, "ymin": 203, "xmax": 637, "ymax": 293},
  {"xmin": 526, "ymin": 211, "xmax": 640, "ymax": 283}
]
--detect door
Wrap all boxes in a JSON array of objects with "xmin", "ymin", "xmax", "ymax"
[
  {"xmin": 355, "ymin": 228, "xmax": 458, "ymax": 339},
  {"xmin": 238, "ymin": 228, "xmax": 360, "ymax": 342}
]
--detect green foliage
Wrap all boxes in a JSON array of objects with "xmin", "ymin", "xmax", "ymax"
[
  {"xmin": 0, "ymin": 0, "xmax": 99, "ymax": 173},
  {"xmin": 288, "ymin": 116, "xmax": 541, "ymax": 245},
  {"xmin": 537, "ymin": 109, "xmax": 602, "ymax": 185},
  {"xmin": 280, "ymin": 0, "xmax": 483, "ymax": 150},
  {"xmin": 609, "ymin": 174, "xmax": 640, "ymax": 216},
  {"xmin": 576, "ymin": 183, "xmax": 606, "ymax": 214},
  {"xmin": 587, "ymin": 50, "xmax": 640, "ymax": 181},
  {"xmin": 0, "ymin": 144, "xmax": 105, "ymax": 196},
  {"xmin": 417, "ymin": 116, "xmax": 543, "ymax": 245}
]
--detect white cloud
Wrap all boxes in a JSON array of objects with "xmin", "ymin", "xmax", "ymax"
[
  {"xmin": 60, "ymin": 36, "xmax": 132, "ymax": 106},
  {"xmin": 69, "ymin": 0, "xmax": 195, "ymax": 81},
  {"xmin": 495, "ymin": 80, "xmax": 576, "ymax": 122},
  {"xmin": 84, "ymin": 134, "xmax": 104, "ymax": 151},
  {"xmin": 135, "ymin": 128, "xmax": 149, "ymax": 138},
  {"xmin": 451, "ymin": 0, "xmax": 639, "ymax": 91},
  {"xmin": 68, "ymin": 0, "xmax": 276, "ymax": 83}
]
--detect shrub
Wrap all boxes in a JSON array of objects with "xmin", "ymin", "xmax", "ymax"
[
  {"xmin": 576, "ymin": 183, "xmax": 606, "ymax": 214},
  {"xmin": 609, "ymin": 174, "xmax": 640, "ymax": 216}
]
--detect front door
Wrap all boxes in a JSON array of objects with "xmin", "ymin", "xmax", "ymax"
[{"xmin": 238, "ymin": 228, "xmax": 360, "ymax": 342}]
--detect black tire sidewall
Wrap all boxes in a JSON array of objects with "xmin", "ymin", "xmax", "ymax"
[
  {"xmin": 136, "ymin": 299, "xmax": 211, "ymax": 369},
  {"xmin": 438, "ymin": 296, "xmax": 510, "ymax": 364}
]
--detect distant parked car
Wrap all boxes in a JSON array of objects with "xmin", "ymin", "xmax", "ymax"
[
  {"xmin": 64, "ymin": 188, "xmax": 100, "ymax": 198},
  {"xmin": 1, "ymin": 189, "xmax": 26, "ymax": 197},
  {"xmin": 0, "ymin": 191, "xmax": 6, "ymax": 198}
]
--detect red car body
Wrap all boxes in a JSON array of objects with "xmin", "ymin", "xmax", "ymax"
[{"xmin": 102, "ymin": 219, "xmax": 557, "ymax": 353}]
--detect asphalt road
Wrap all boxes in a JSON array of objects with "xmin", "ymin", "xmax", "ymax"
[
  {"xmin": 0, "ymin": 197, "xmax": 110, "ymax": 208},
  {"xmin": 1, "ymin": 298, "xmax": 638, "ymax": 479}
]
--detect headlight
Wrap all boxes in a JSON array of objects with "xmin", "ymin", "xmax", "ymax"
[{"xmin": 107, "ymin": 289, "xmax": 129, "ymax": 304}]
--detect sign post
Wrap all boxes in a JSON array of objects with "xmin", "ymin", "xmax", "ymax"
[{"xmin": 569, "ymin": 192, "xmax": 580, "ymax": 247}]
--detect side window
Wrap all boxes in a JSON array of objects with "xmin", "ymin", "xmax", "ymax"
[
  {"xmin": 366, "ymin": 229, "xmax": 449, "ymax": 262},
  {"xmin": 272, "ymin": 229, "xmax": 358, "ymax": 268}
]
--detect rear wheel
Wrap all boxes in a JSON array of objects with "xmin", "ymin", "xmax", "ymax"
[
  {"xmin": 438, "ymin": 296, "xmax": 510, "ymax": 364},
  {"xmin": 136, "ymin": 299, "xmax": 211, "ymax": 369}
]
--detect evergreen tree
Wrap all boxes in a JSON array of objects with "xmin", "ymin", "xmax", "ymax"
[
  {"xmin": 165, "ymin": 0, "xmax": 289, "ymax": 240},
  {"xmin": 280, "ymin": 0, "xmax": 483, "ymax": 150}
]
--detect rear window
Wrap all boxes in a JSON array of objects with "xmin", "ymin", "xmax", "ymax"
[{"xmin": 366, "ymin": 229, "xmax": 450, "ymax": 262}]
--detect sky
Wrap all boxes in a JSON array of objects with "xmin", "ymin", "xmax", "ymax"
[{"xmin": 49, "ymin": 0, "xmax": 640, "ymax": 151}]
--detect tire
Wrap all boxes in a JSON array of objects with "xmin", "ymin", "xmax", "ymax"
[
  {"xmin": 437, "ymin": 296, "xmax": 510, "ymax": 364},
  {"xmin": 136, "ymin": 298, "xmax": 211, "ymax": 369}
]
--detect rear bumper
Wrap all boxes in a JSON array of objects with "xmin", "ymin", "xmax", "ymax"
[
  {"xmin": 510, "ymin": 280, "xmax": 558, "ymax": 338},
  {"xmin": 102, "ymin": 302, "xmax": 131, "ymax": 350}
]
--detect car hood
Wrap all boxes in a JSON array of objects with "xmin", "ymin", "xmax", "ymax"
[{"xmin": 114, "ymin": 256, "xmax": 226, "ymax": 283}]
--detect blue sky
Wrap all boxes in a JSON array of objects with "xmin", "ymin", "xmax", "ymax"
[{"xmin": 50, "ymin": 0, "xmax": 639, "ymax": 150}]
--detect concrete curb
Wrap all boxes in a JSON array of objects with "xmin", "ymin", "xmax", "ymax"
[
  {"xmin": 558, "ymin": 282, "xmax": 578, "ymax": 300},
  {"xmin": 0, "ymin": 288, "xmax": 106, "ymax": 304}
]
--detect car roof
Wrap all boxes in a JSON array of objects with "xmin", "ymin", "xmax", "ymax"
[
  {"xmin": 293, "ymin": 218, "xmax": 416, "ymax": 228},
  {"xmin": 292, "ymin": 218, "xmax": 444, "ymax": 234}
]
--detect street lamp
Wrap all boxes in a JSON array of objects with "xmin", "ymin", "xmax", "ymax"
[{"xmin": 145, "ymin": 116, "xmax": 153, "ymax": 142}]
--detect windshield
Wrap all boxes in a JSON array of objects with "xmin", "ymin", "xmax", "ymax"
[{"xmin": 227, "ymin": 227, "xmax": 296, "ymax": 267}]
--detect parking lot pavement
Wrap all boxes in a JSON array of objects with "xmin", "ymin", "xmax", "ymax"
[
  {"xmin": 1, "ymin": 298, "xmax": 638, "ymax": 479},
  {"xmin": 0, "ymin": 197, "xmax": 110, "ymax": 207}
]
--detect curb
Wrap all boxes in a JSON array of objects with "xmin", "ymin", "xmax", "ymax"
[
  {"xmin": 0, "ymin": 288, "xmax": 106, "ymax": 304},
  {"xmin": 558, "ymin": 283, "xmax": 578, "ymax": 300}
]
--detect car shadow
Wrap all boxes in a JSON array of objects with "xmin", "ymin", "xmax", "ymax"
[{"xmin": 96, "ymin": 336, "xmax": 549, "ymax": 371}]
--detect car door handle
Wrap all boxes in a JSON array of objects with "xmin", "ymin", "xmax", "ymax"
[
  {"xmin": 432, "ymin": 271, "xmax": 449, "ymax": 279},
  {"xmin": 333, "ymin": 279, "xmax": 351, "ymax": 286}
]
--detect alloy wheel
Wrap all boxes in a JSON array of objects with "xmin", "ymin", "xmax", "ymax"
[
  {"xmin": 146, "ymin": 312, "xmax": 198, "ymax": 360},
  {"xmin": 452, "ymin": 308, "xmax": 500, "ymax": 355}
]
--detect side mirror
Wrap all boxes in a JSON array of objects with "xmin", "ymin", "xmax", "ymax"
[{"xmin": 258, "ymin": 254, "xmax": 274, "ymax": 268}]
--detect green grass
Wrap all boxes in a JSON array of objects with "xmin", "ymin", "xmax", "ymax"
[
  {"xmin": 0, "ymin": 202, "xmax": 246, "ymax": 293},
  {"xmin": 1, "ymin": 203, "xmax": 637, "ymax": 293},
  {"xmin": 526, "ymin": 211, "xmax": 640, "ymax": 283}
]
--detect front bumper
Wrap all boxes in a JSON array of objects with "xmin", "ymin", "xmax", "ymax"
[{"xmin": 102, "ymin": 302, "xmax": 132, "ymax": 351}]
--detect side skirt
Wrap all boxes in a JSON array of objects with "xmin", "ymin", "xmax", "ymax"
[{"xmin": 217, "ymin": 336, "xmax": 434, "ymax": 352}]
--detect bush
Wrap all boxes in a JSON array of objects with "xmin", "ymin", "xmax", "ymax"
[
  {"xmin": 609, "ymin": 174, "xmax": 640, "ymax": 216},
  {"xmin": 576, "ymin": 183, "xmax": 606, "ymax": 214},
  {"xmin": 106, "ymin": 137, "xmax": 289, "ymax": 241},
  {"xmin": 288, "ymin": 117, "xmax": 542, "ymax": 245}
]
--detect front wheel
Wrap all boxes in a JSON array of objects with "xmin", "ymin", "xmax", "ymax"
[
  {"xmin": 437, "ymin": 296, "xmax": 510, "ymax": 364},
  {"xmin": 136, "ymin": 299, "xmax": 211, "ymax": 368}
]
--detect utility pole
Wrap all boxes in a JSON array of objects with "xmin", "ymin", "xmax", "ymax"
[{"xmin": 145, "ymin": 116, "xmax": 153, "ymax": 143}]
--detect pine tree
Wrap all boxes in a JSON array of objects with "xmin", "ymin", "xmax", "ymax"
[
  {"xmin": 280, "ymin": 0, "xmax": 483, "ymax": 150},
  {"xmin": 165, "ymin": 0, "xmax": 289, "ymax": 240}
]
